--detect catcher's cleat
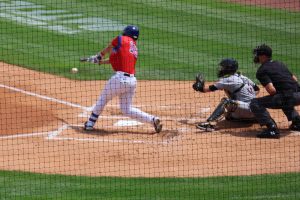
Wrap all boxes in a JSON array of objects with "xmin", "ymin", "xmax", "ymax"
[
  {"xmin": 256, "ymin": 128, "xmax": 280, "ymax": 139},
  {"xmin": 196, "ymin": 122, "xmax": 215, "ymax": 132},
  {"xmin": 153, "ymin": 118, "xmax": 162, "ymax": 133},
  {"xmin": 290, "ymin": 117, "xmax": 300, "ymax": 131},
  {"xmin": 84, "ymin": 121, "xmax": 94, "ymax": 131}
]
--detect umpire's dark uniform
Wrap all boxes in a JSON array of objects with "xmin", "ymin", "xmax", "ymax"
[{"xmin": 250, "ymin": 44, "xmax": 300, "ymax": 138}]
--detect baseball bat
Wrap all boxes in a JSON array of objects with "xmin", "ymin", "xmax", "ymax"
[{"xmin": 80, "ymin": 57, "xmax": 89, "ymax": 62}]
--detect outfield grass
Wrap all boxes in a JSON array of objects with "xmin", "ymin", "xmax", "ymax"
[
  {"xmin": 0, "ymin": 170, "xmax": 299, "ymax": 200},
  {"xmin": 0, "ymin": 0, "xmax": 299, "ymax": 80}
]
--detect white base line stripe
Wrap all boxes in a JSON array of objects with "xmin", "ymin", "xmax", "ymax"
[
  {"xmin": 0, "ymin": 83, "xmax": 88, "ymax": 110},
  {"xmin": 48, "ymin": 136, "xmax": 169, "ymax": 145},
  {"xmin": 0, "ymin": 132, "xmax": 49, "ymax": 139},
  {"xmin": 46, "ymin": 124, "xmax": 69, "ymax": 139}
]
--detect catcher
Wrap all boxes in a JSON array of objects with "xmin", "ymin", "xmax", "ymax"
[{"xmin": 192, "ymin": 58, "xmax": 260, "ymax": 131}]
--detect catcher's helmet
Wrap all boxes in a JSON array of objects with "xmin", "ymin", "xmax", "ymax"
[
  {"xmin": 122, "ymin": 25, "xmax": 139, "ymax": 40},
  {"xmin": 253, "ymin": 44, "xmax": 272, "ymax": 63},
  {"xmin": 218, "ymin": 58, "xmax": 238, "ymax": 78}
]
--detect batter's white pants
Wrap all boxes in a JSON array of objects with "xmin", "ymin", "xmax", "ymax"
[{"xmin": 91, "ymin": 72, "xmax": 155, "ymax": 124}]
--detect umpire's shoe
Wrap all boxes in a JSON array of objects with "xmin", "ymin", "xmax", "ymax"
[
  {"xmin": 153, "ymin": 118, "xmax": 163, "ymax": 133},
  {"xmin": 257, "ymin": 126, "xmax": 280, "ymax": 139},
  {"xmin": 289, "ymin": 119, "xmax": 300, "ymax": 131}
]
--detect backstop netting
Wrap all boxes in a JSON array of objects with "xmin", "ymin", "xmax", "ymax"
[{"xmin": 0, "ymin": 0, "xmax": 299, "ymax": 199}]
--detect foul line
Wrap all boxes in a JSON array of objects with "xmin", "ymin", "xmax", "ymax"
[
  {"xmin": 0, "ymin": 132, "xmax": 49, "ymax": 139},
  {"xmin": 0, "ymin": 83, "xmax": 89, "ymax": 110}
]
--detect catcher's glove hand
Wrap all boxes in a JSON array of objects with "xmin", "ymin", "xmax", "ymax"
[{"xmin": 192, "ymin": 73, "xmax": 205, "ymax": 92}]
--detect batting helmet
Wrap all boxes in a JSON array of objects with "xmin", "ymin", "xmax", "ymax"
[
  {"xmin": 253, "ymin": 44, "xmax": 272, "ymax": 63},
  {"xmin": 217, "ymin": 58, "xmax": 238, "ymax": 78},
  {"xmin": 122, "ymin": 25, "xmax": 139, "ymax": 40}
]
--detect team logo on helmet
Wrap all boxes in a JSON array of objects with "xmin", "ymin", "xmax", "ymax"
[
  {"xmin": 217, "ymin": 58, "xmax": 238, "ymax": 78},
  {"xmin": 253, "ymin": 44, "xmax": 272, "ymax": 63},
  {"xmin": 122, "ymin": 25, "xmax": 139, "ymax": 40}
]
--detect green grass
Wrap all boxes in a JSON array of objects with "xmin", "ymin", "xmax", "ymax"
[
  {"xmin": 0, "ymin": 170, "xmax": 299, "ymax": 200},
  {"xmin": 0, "ymin": 0, "xmax": 299, "ymax": 80}
]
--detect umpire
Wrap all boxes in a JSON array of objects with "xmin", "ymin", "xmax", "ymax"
[{"xmin": 250, "ymin": 44, "xmax": 300, "ymax": 139}]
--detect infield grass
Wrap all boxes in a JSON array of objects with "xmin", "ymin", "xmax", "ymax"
[
  {"xmin": 0, "ymin": 0, "xmax": 299, "ymax": 80},
  {"xmin": 0, "ymin": 170, "xmax": 299, "ymax": 200}
]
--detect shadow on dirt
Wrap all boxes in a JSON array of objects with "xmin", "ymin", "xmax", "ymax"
[{"xmin": 192, "ymin": 119, "xmax": 292, "ymax": 139}]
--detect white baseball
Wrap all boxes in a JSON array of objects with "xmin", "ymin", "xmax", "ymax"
[{"xmin": 71, "ymin": 67, "xmax": 78, "ymax": 74}]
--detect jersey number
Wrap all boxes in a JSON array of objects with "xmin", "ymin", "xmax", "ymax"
[{"xmin": 129, "ymin": 41, "xmax": 138, "ymax": 58}]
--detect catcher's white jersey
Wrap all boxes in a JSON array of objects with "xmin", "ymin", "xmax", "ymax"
[{"xmin": 214, "ymin": 73, "xmax": 256, "ymax": 102}]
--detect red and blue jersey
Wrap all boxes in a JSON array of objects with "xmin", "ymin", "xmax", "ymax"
[{"xmin": 109, "ymin": 35, "xmax": 138, "ymax": 74}]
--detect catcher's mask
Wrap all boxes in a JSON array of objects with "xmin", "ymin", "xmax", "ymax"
[
  {"xmin": 122, "ymin": 25, "xmax": 139, "ymax": 40},
  {"xmin": 217, "ymin": 58, "xmax": 238, "ymax": 78},
  {"xmin": 253, "ymin": 44, "xmax": 272, "ymax": 63}
]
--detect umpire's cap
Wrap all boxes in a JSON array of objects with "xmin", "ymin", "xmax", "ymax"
[
  {"xmin": 253, "ymin": 44, "xmax": 272, "ymax": 58},
  {"xmin": 122, "ymin": 25, "xmax": 139, "ymax": 40}
]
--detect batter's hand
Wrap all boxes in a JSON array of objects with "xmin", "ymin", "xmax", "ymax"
[
  {"xmin": 192, "ymin": 73, "xmax": 205, "ymax": 92},
  {"xmin": 80, "ymin": 54, "xmax": 102, "ymax": 64}
]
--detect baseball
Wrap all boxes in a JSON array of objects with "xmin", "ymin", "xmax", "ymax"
[{"xmin": 71, "ymin": 67, "xmax": 78, "ymax": 74}]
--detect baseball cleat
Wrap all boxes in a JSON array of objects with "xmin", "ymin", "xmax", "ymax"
[
  {"xmin": 256, "ymin": 128, "xmax": 280, "ymax": 139},
  {"xmin": 196, "ymin": 122, "xmax": 215, "ymax": 132},
  {"xmin": 84, "ymin": 121, "xmax": 94, "ymax": 131},
  {"xmin": 153, "ymin": 118, "xmax": 162, "ymax": 133}
]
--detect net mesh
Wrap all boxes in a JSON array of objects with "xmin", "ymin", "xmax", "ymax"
[{"xmin": 0, "ymin": 0, "xmax": 299, "ymax": 199}]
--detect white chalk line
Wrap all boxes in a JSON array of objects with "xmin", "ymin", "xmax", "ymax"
[
  {"xmin": 0, "ymin": 132, "xmax": 49, "ymax": 139},
  {"xmin": 46, "ymin": 124, "xmax": 69, "ymax": 139},
  {"xmin": 48, "ymin": 136, "xmax": 169, "ymax": 145},
  {"xmin": 0, "ymin": 83, "xmax": 89, "ymax": 110}
]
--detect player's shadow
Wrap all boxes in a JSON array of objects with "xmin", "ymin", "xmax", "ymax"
[
  {"xmin": 217, "ymin": 120, "xmax": 292, "ymax": 138},
  {"xmin": 71, "ymin": 126, "xmax": 157, "ymax": 136},
  {"xmin": 54, "ymin": 116, "xmax": 158, "ymax": 136},
  {"xmin": 217, "ymin": 119, "xmax": 257, "ymax": 137}
]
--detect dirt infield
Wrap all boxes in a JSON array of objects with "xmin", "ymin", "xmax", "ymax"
[{"xmin": 0, "ymin": 62, "xmax": 300, "ymax": 177}]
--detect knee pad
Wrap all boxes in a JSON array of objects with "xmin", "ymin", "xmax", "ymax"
[{"xmin": 224, "ymin": 99, "xmax": 238, "ymax": 113}]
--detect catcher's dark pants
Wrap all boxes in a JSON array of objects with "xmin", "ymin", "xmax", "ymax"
[{"xmin": 250, "ymin": 92, "xmax": 300, "ymax": 127}]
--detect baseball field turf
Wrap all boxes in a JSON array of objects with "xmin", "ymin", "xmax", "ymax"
[
  {"xmin": 0, "ymin": 0, "xmax": 300, "ymax": 199},
  {"xmin": 0, "ymin": 170, "xmax": 299, "ymax": 200},
  {"xmin": 0, "ymin": 0, "xmax": 299, "ymax": 81}
]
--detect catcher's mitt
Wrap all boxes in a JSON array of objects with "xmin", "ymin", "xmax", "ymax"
[{"xmin": 192, "ymin": 73, "xmax": 205, "ymax": 92}]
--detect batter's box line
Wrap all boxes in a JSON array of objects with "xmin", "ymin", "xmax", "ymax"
[{"xmin": 45, "ymin": 124, "xmax": 190, "ymax": 145}]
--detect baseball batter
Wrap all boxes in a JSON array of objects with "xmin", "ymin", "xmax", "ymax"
[
  {"xmin": 193, "ymin": 58, "xmax": 260, "ymax": 131},
  {"xmin": 82, "ymin": 25, "xmax": 162, "ymax": 133}
]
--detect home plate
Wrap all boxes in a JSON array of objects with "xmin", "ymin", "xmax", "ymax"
[{"xmin": 114, "ymin": 120, "xmax": 143, "ymax": 127}]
